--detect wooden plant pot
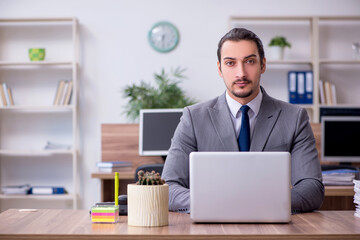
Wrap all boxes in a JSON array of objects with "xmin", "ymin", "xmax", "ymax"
[{"xmin": 127, "ymin": 184, "xmax": 169, "ymax": 227}]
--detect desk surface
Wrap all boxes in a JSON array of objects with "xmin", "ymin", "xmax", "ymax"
[{"xmin": 0, "ymin": 209, "xmax": 360, "ymax": 240}]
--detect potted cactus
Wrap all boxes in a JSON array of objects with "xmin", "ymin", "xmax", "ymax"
[{"xmin": 127, "ymin": 170, "xmax": 169, "ymax": 227}]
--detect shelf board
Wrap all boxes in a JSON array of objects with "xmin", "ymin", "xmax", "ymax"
[
  {"xmin": 319, "ymin": 59, "xmax": 360, "ymax": 64},
  {"xmin": 0, "ymin": 18, "xmax": 76, "ymax": 23},
  {"xmin": 319, "ymin": 104, "xmax": 360, "ymax": 108},
  {"xmin": 324, "ymin": 186, "xmax": 354, "ymax": 196},
  {"xmin": 297, "ymin": 104, "xmax": 315, "ymax": 110},
  {"xmin": 267, "ymin": 60, "xmax": 312, "ymax": 65},
  {"xmin": 0, "ymin": 149, "xmax": 73, "ymax": 156},
  {"xmin": 0, "ymin": 105, "xmax": 74, "ymax": 112},
  {"xmin": 0, "ymin": 193, "xmax": 74, "ymax": 200},
  {"xmin": 91, "ymin": 172, "xmax": 134, "ymax": 180},
  {"xmin": 0, "ymin": 61, "xmax": 75, "ymax": 66}
]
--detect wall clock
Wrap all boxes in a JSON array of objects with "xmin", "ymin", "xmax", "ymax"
[{"xmin": 148, "ymin": 21, "xmax": 179, "ymax": 53}]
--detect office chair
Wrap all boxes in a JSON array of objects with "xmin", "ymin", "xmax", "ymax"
[{"xmin": 134, "ymin": 163, "xmax": 164, "ymax": 183}]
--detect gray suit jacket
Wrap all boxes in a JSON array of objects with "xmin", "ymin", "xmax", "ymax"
[{"xmin": 162, "ymin": 87, "xmax": 324, "ymax": 213}]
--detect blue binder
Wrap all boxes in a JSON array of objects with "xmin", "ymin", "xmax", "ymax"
[
  {"xmin": 296, "ymin": 72, "xmax": 306, "ymax": 104},
  {"xmin": 305, "ymin": 71, "xmax": 313, "ymax": 104},
  {"xmin": 288, "ymin": 71, "xmax": 297, "ymax": 104}
]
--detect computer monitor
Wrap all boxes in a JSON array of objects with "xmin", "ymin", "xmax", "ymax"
[
  {"xmin": 139, "ymin": 108, "xmax": 183, "ymax": 157},
  {"xmin": 321, "ymin": 116, "xmax": 360, "ymax": 162}
]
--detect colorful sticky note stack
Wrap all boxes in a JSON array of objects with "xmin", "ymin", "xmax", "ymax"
[{"xmin": 91, "ymin": 205, "xmax": 119, "ymax": 223}]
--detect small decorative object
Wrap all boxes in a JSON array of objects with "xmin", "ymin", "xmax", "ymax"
[
  {"xmin": 28, "ymin": 48, "xmax": 46, "ymax": 61},
  {"xmin": 352, "ymin": 42, "xmax": 360, "ymax": 60},
  {"xmin": 148, "ymin": 21, "xmax": 179, "ymax": 53},
  {"xmin": 127, "ymin": 170, "xmax": 168, "ymax": 227},
  {"xmin": 268, "ymin": 36, "xmax": 291, "ymax": 60},
  {"xmin": 91, "ymin": 172, "xmax": 120, "ymax": 223},
  {"xmin": 123, "ymin": 67, "xmax": 196, "ymax": 121}
]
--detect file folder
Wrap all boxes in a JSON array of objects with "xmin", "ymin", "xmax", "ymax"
[
  {"xmin": 305, "ymin": 71, "xmax": 313, "ymax": 104},
  {"xmin": 288, "ymin": 71, "xmax": 297, "ymax": 104},
  {"xmin": 297, "ymin": 72, "xmax": 306, "ymax": 104}
]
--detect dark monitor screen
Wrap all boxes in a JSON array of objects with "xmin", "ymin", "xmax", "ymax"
[
  {"xmin": 321, "ymin": 116, "xmax": 360, "ymax": 162},
  {"xmin": 139, "ymin": 109, "xmax": 183, "ymax": 156}
]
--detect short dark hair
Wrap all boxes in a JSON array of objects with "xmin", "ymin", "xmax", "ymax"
[{"xmin": 217, "ymin": 28, "xmax": 265, "ymax": 67}]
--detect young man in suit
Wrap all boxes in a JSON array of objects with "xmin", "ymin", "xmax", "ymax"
[{"xmin": 162, "ymin": 28, "xmax": 324, "ymax": 213}]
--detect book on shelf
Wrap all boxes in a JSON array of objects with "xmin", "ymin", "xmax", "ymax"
[
  {"xmin": 96, "ymin": 161, "xmax": 133, "ymax": 168},
  {"xmin": 319, "ymin": 80, "xmax": 326, "ymax": 104},
  {"xmin": 2, "ymin": 83, "xmax": 11, "ymax": 106},
  {"xmin": 324, "ymin": 81, "xmax": 333, "ymax": 105},
  {"xmin": 1, "ymin": 184, "xmax": 31, "ymax": 195},
  {"xmin": 7, "ymin": 87, "xmax": 14, "ymax": 105},
  {"xmin": 29, "ymin": 186, "xmax": 66, "ymax": 195},
  {"xmin": 53, "ymin": 80, "xmax": 66, "ymax": 105},
  {"xmin": 0, "ymin": 84, "xmax": 8, "ymax": 106},
  {"xmin": 320, "ymin": 80, "xmax": 337, "ymax": 105},
  {"xmin": 63, "ymin": 81, "xmax": 73, "ymax": 105}
]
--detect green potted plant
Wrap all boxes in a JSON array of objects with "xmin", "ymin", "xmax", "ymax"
[
  {"xmin": 123, "ymin": 67, "xmax": 196, "ymax": 122},
  {"xmin": 127, "ymin": 170, "xmax": 168, "ymax": 227},
  {"xmin": 268, "ymin": 36, "xmax": 291, "ymax": 60}
]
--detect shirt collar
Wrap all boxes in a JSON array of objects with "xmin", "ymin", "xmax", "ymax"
[{"xmin": 225, "ymin": 90, "xmax": 263, "ymax": 118}]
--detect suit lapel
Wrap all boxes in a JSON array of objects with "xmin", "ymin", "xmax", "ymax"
[
  {"xmin": 208, "ymin": 93, "xmax": 239, "ymax": 151},
  {"xmin": 250, "ymin": 88, "xmax": 281, "ymax": 151}
]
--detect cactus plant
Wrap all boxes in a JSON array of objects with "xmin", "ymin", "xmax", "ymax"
[{"xmin": 136, "ymin": 170, "xmax": 166, "ymax": 185}]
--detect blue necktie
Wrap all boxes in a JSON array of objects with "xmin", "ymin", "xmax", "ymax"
[{"xmin": 238, "ymin": 105, "xmax": 250, "ymax": 151}]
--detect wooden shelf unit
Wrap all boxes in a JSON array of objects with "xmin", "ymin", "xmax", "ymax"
[
  {"xmin": 0, "ymin": 17, "xmax": 79, "ymax": 211},
  {"xmin": 229, "ymin": 16, "xmax": 360, "ymax": 123}
]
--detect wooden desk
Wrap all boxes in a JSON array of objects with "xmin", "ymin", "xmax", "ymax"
[{"xmin": 0, "ymin": 209, "xmax": 360, "ymax": 239}]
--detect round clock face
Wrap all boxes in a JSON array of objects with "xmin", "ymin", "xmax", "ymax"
[{"xmin": 148, "ymin": 21, "xmax": 179, "ymax": 53}]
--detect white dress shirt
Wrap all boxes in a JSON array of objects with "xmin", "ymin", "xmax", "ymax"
[{"xmin": 225, "ymin": 90, "xmax": 263, "ymax": 140}]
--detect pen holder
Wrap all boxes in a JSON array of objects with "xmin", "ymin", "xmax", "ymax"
[
  {"xmin": 91, "ymin": 205, "xmax": 119, "ymax": 223},
  {"xmin": 127, "ymin": 183, "xmax": 169, "ymax": 227}
]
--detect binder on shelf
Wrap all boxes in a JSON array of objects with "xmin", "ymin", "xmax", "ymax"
[
  {"xmin": 288, "ymin": 71, "xmax": 297, "ymax": 104},
  {"xmin": 305, "ymin": 71, "xmax": 313, "ymax": 104},
  {"xmin": 296, "ymin": 72, "xmax": 306, "ymax": 104},
  {"xmin": 29, "ymin": 186, "xmax": 66, "ymax": 195}
]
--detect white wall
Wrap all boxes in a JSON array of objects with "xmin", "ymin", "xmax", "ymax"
[{"xmin": 1, "ymin": 0, "xmax": 359, "ymax": 210}]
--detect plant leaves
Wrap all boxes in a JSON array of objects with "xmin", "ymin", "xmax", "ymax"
[{"xmin": 122, "ymin": 67, "xmax": 196, "ymax": 121}]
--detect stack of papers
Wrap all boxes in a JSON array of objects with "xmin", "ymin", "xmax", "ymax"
[
  {"xmin": 354, "ymin": 179, "xmax": 360, "ymax": 218},
  {"xmin": 322, "ymin": 169, "xmax": 359, "ymax": 186},
  {"xmin": 1, "ymin": 184, "xmax": 30, "ymax": 195},
  {"xmin": 96, "ymin": 161, "xmax": 133, "ymax": 173}
]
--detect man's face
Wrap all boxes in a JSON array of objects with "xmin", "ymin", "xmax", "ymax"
[{"xmin": 217, "ymin": 40, "xmax": 266, "ymax": 105}]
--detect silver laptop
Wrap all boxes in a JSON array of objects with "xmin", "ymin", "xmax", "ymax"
[{"xmin": 190, "ymin": 152, "xmax": 291, "ymax": 223}]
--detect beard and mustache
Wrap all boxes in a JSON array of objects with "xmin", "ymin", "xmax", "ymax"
[{"xmin": 230, "ymin": 79, "xmax": 254, "ymax": 98}]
